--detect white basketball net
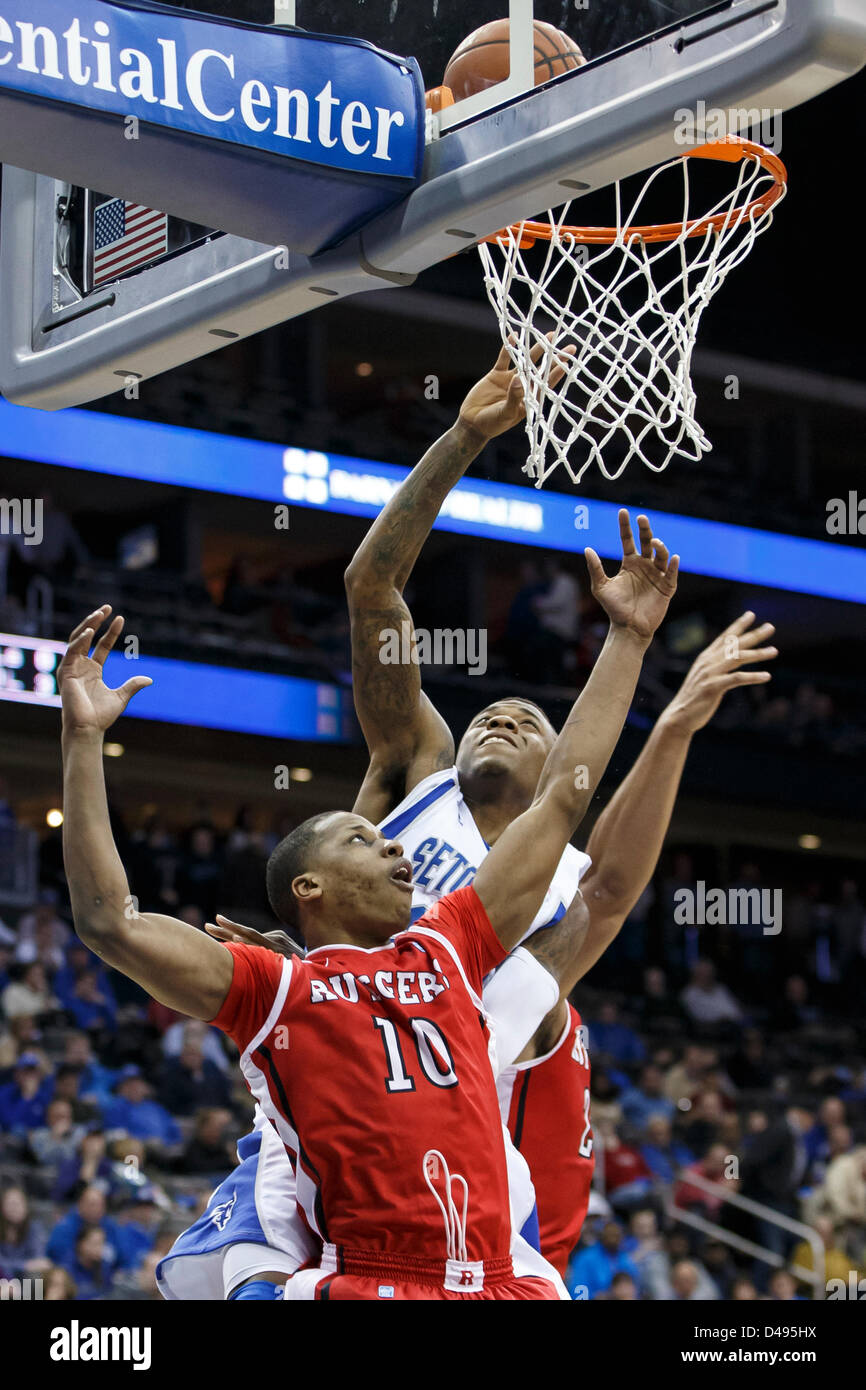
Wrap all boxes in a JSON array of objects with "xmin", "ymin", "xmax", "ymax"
[{"xmin": 479, "ymin": 145, "xmax": 785, "ymax": 488}]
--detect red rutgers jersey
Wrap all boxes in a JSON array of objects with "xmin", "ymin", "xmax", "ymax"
[
  {"xmin": 497, "ymin": 1003, "xmax": 594, "ymax": 1279},
  {"xmin": 212, "ymin": 886, "xmax": 517, "ymax": 1281}
]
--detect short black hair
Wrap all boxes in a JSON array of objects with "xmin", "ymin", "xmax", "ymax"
[{"xmin": 266, "ymin": 813, "xmax": 332, "ymax": 930}]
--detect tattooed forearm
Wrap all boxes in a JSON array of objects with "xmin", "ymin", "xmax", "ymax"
[{"xmin": 346, "ymin": 420, "xmax": 485, "ymax": 598}]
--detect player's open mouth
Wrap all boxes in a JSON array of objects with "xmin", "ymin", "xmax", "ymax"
[
  {"xmin": 479, "ymin": 733, "xmax": 517, "ymax": 749},
  {"xmin": 390, "ymin": 860, "xmax": 413, "ymax": 891}
]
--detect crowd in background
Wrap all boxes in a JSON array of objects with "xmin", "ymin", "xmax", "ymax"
[{"xmin": 1, "ymin": 798, "xmax": 864, "ymax": 1300}]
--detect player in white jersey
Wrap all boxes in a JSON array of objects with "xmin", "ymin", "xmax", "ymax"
[{"xmin": 159, "ymin": 347, "xmax": 681, "ymax": 1299}]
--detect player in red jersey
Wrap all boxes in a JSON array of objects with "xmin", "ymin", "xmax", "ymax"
[
  {"xmin": 58, "ymin": 557, "xmax": 675, "ymax": 1300},
  {"xmin": 496, "ymin": 612, "xmax": 778, "ymax": 1277}
]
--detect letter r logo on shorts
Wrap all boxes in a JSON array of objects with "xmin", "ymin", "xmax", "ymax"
[
  {"xmin": 445, "ymin": 1259, "xmax": 485, "ymax": 1292},
  {"xmin": 378, "ymin": 1285, "xmax": 395, "ymax": 1299}
]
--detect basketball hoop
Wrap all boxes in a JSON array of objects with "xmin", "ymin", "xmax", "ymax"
[{"xmin": 478, "ymin": 137, "xmax": 787, "ymax": 487}]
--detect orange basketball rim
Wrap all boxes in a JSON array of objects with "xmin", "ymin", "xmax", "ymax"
[{"xmin": 486, "ymin": 137, "xmax": 787, "ymax": 248}]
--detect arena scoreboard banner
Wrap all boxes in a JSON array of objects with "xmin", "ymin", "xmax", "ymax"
[
  {"xmin": 2, "ymin": 398, "xmax": 865, "ymax": 606},
  {"xmin": 0, "ymin": 631, "xmax": 357, "ymax": 741},
  {"xmin": 0, "ymin": 0, "xmax": 425, "ymax": 251}
]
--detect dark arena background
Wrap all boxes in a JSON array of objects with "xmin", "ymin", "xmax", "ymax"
[{"xmin": 0, "ymin": 0, "xmax": 864, "ymax": 1352}]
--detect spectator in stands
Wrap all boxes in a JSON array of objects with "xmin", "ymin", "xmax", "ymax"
[
  {"xmin": 64, "ymin": 970, "xmax": 118, "ymax": 1034},
  {"xmin": 14, "ymin": 890, "xmax": 71, "ymax": 969},
  {"xmin": 739, "ymin": 1108, "xmax": 809, "ymax": 1261},
  {"xmin": 666, "ymin": 1258, "xmax": 720, "ymax": 1301},
  {"xmin": 639, "ymin": 1115, "xmax": 694, "ymax": 1185},
  {"xmin": 531, "ymin": 555, "xmax": 580, "ymax": 683},
  {"xmin": 608, "ymin": 1271, "xmax": 639, "ymax": 1300},
  {"xmin": 701, "ymin": 1240, "xmax": 740, "ymax": 1298},
  {"xmin": 62, "ymin": 1031, "xmax": 117, "ymax": 1107},
  {"xmin": 588, "ymin": 1001, "xmax": 646, "ymax": 1067},
  {"xmin": 53, "ymin": 1128, "xmax": 113, "ymax": 1203},
  {"xmin": 675, "ymin": 1143, "xmax": 737, "ymax": 1219},
  {"xmin": 598, "ymin": 1119, "xmax": 654, "ymax": 1214},
  {"xmin": 619, "ymin": 1064, "xmax": 676, "ymax": 1129},
  {"xmin": 62, "ymin": 1226, "xmax": 115, "ymax": 1300},
  {"xmin": 622, "ymin": 1209, "xmax": 669, "ymax": 1300},
  {"xmin": 680, "ymin": 959, "xmax": 743, "ymax": 1028},
  {"xmin": 29, "ymin": 1098, "xmax": 87, "ymax": 1170},
  {"xmin": 725, "ymin": 1027, "xmax": 774, "ymax": 1091},
  {"xmin": 0, "ymin": 1013, "xmax": 41, "ymax": 1072},
  {"xmin": 100, "ymin": 1065, "xmax": 182, "ymax": 1149},
  {"xmin": 0, "ymin": 1185, "xmax": 48, "ymax": 1278},
  {"xmin": 159, "ymin": 1033, "xmax": 232, "ymax": 1116},
  {"xmin": 767, "ymin": 1269, "xmax": 801, "ymax": 1301},
  {"xmin": 772, "ymin": 974, "xmax": 820, "ymax": 1032},
  {"xmin": 731, "ymin": 1277, "xmax": 760, "ymax": 1299},
  {"xmin": 53, "ymin": 941, "xmax": 114, "ymax": 1014},
  {"xmin": 804, "ymin": 1097, "xmax": 846, "ymax": 1170},
  {"xmin": 791, "ymin": 1215, "xmax": 858, "ymax": 1287},
  {"xmin": 665, "ymin": 1044, "xmax": 713, "ymax": 1107},
  {"xmin": 161, "ymin": 1017, "xmax": 229, "ymax": 1078},
  {"xmin": 814, "ymin": 1143, "xmax": 866, "ymax": 1241},
  {"xmin": 112, "ymin": 1188, "xmax": 164, "ymax": 1272},
  {"xmin": 45, "ymin": 1185, "xmax": 132, "ymax": 1279},
  {"xmin": 637, "ymin": 966, "xmax": 682, "ymax": 1038},
  {"xmin": 586, "ymin": 1069, "xmax": 623, "ymax": 1129},
  {"xmin": 1, "ymin": 961, "xmax": 57, "ymax": 1022},
  {"xmin": 567, "ymin": 1220, "xmax": 640, "ymax": 1301},
  {"xmin": 10, "ymin": 489, "xmax": 89, "ymax": 587},
  {"xmin": 0, "ymin": 1052, "xmax": 53, "ymax": 1134},
  {"xmin": 176, "ymin": 826, "xmax": 222, "ymax": 922},
  {"xmin": 43, "ymin": 1265, "xmax": 77, "ymax": 1300},
  {"xmin": 174, "ymin": 1107, "xmax": 236, "ymax": 1176}
]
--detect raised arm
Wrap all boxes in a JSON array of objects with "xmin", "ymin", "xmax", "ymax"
[
  {"xmin": 60, "ymin": 607, "xmax": 233, "ymax": 1021},
  {"xmin": 348, "ymin": 342, "xmax": 571, "ymax": 820},
  {"xmin": 570, "ymin": 611, "xmax": 778, "ymax": 985},
  {"xmin": 474, "ymin": 512, "xmax": 678, "ymax": 951}
]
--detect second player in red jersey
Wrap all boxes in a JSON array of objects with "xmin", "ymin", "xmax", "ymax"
[{"xmin": 497, "ymin": 1003, "xmax": 593, "ymax": 1279}]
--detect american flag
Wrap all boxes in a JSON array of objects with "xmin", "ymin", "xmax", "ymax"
[{"xmin": 92, "ymin": 199, "xmax": 168, "ymax": 286}]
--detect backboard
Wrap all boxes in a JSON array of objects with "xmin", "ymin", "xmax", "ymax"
[{"xmin": 2, "ymin": 0, "xmax": 865, "ymax": 409}]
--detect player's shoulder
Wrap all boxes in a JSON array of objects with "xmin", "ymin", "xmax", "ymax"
[{"xmin": 378, "ymin": 764, "xmax": 460, "ymax": 836}]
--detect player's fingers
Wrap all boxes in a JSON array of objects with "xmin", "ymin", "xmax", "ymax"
[
  {"xmin": 68, "ymin": 607, "xmax": 111, "ymax": 646},
  {"xmin": 636, "ymin": 514, "xmax": 653, "ymax": 559},
  {"xmin": 736, "ymin": 621, "xmax": 775, "ymax": 650},
  {"xmin": 722, "ymin": 670, "xmax": 773, "ymax": 687},
  {"xmin": 117, "ymin": 676, "xmax": 153, "ymax": 705},
  {"xmin": 729, "ymin": 645, "xmax": 778, "ymax": 667},
  {"xmin": 547, "ymin": 344, "xmax": 576, "ymax": 389},
  {"xmin": 493, "ymin": 339, "xmax": 516, "ymax": 372},
  {"xmin": 651, "ymin": 538, "xmax": 669, "ymax": 569},
  {"xmin": 205, "ymin": 922, "xmax": 242, "ymax": 942},
  {"xmin": 584, "ymin": 547, "xmax": 607, "ymax": 590},
  {"xmin": 92, "ymin": 614, "xmax": 124, "ymax": 667},
  {"xmin": 528, "ymin": 330, "xmax": 557, "ymax": 366},
  {"xmin": 618, "ymin": 508, "xmax": 637, "ymax": 556},
  {"xmin": 722, "ymin": 611, "xmax": 756, "ymax": 641},
  {"xmin": 666, "ymin": 555, "xmax": 680, "ymax": 587}
]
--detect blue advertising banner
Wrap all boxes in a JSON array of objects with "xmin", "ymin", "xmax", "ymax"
[
  {"xmin": 2, "ymin": 398, "xmax": 864, "ymax": 605},
  {"xmin": 0, "ymin": 0, "xmax": 423, "ymax": 178}
]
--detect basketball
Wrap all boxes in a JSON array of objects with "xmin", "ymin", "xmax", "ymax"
[{"xmin": 443, "ymin": 19, "xmax": 586, "ymax": 102}]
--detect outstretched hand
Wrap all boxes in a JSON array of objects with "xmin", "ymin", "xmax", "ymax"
[
  {"xmin": 586, "ymin": 510, "xmax": 679, "ymax": 643},
  {"xmin": 662, "ymin": 611, "xmax": 778, "ymax": 735},
  {"xmin": 459, "ymin": 335, "xmax": 575, "ymax": 442},
  {"xmin": 58, "ymin": 606, "xmax": 152, "ymax": 736}
]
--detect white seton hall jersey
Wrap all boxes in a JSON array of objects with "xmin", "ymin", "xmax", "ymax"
[{"xmin": 379, "ymin": 765, "xmax": 591, "ymax": 939}]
